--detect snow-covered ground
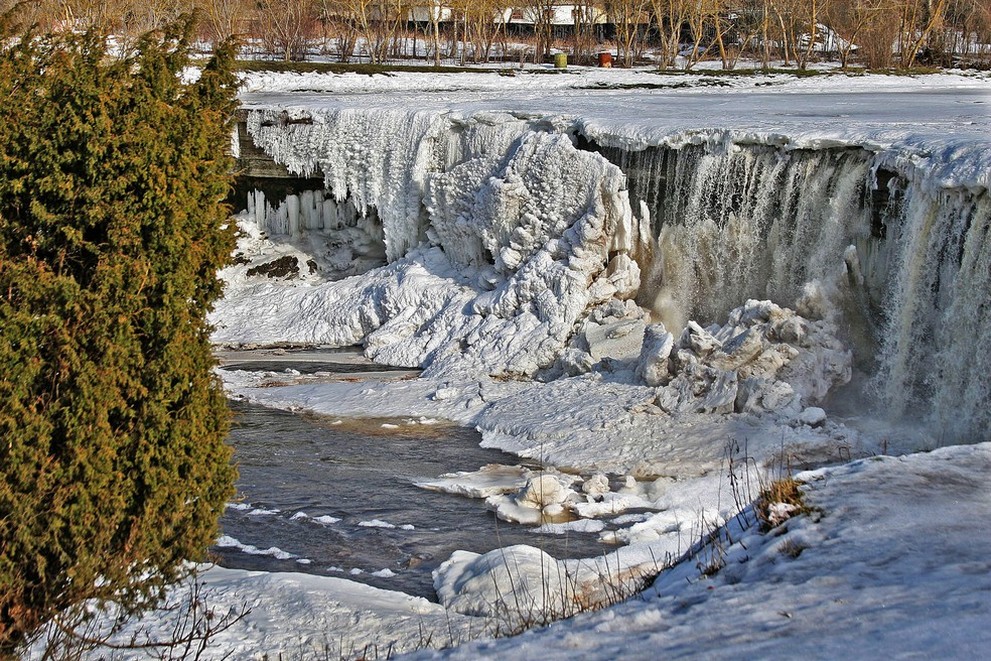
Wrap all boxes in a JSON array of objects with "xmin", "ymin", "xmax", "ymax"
[
  {"xmin": 30, "ymin": 68, "xmax": 989, "ymax": 659},
  {"xmin": 412, "ymin": 442, "xmax": 991, "ymax": 659}
]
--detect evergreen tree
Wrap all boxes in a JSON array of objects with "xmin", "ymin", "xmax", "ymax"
[{"xmin": 0, "ymin": 17, "xmax": 239, "ymax": 654}]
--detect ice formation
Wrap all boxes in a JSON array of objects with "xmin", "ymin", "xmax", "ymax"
[
  {"xmin": 432, "ymin": 543, "xmax": 653, "ymax": 625},
  {"xmin": 433, "ymin": 545, "xmax": 576, "ymax": 620},
  {"xmin": 595, "ymin": 137, "xmax": 990, "ymax": 441},
  {"xmin": 218, "ymin": 109, "xmax": 646, "ymax": 378},
  {"xmin": 244, "ymin": 190, "xmax": 387, "ymax": 280},
  {"xmin": 647, "ymin": 299, "xmax": 852, "ymax": 417},
  {"xmin": 219, "ymin": 104, "xmax": 990, "ymax": 442}
]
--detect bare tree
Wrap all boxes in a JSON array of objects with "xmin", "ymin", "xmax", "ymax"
[
  {"xmin": 650, "ymin": 0, "xmax": 691, "ymax": 69},
  {"xmin": 466, "ymin": 0, "xmax": 509, "ymax": 63},
  {"xmin": 253, "ymin": 0, "xmax": 315, "ymax": 60},
  {"xmin": 350, "ymin": 0, "xmax": 408, "ymax": 63},
  {"xmin": 827, "ymin": 0, "xmax": 891, "ymax": 69},
  {"xmin": 681, "ymin": 0, "xmax": 726, "ymax": 69},
  {"xmin": 795, "ymin": 0, "xmax": 829, "ymax": 69},
  {"xmin": 571, "ymin": 0, "xmax": 604, "ymax": 64},
  {"xmin": 338, "ymin": 0, "xmax": 377, "ymax": 61},
  {"xmin": 521, "ymin": 0, "xmax": 557, "ymax": 62},
  {"xmin": 725, "ymin": 1, "xmax": 765, "ymax": 69},
  {"xmin": 953, "ymin": 0, "xmax": 991, "ymax": 65},
  {"xmin": 424, "ymin": 0, "xmax": 444, "ymax": 65},
  {"xmin": 313, "ymin": 0, "xmax": 360, "ymax": 61},
  {"xmin": 201, "ymin": 0, "xmax": 248, "ymax": 43},
  {"xmin": 608, "ymin": 0, "xmax": 651, "ymax": 66},
  {"xmin": 899, "ymin": 0, "xmax": 950, "ymax": 66}
]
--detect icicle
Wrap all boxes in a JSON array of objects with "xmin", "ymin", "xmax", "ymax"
[
  {"xmin": 287, "ymin": 194, "xmax": 300, "ymax": 237},
  {"xmin": 253, "ymin": 190, "xmax": 266, "ymax": 229}
]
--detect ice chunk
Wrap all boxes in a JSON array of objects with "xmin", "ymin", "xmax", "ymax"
[
  {"xmin": 636, "ymin": 323, "xmax": 674, "ymax": 386},
  {"xmin": 798, "ymin": 407, "xmax": 827, "ymax": 427}
]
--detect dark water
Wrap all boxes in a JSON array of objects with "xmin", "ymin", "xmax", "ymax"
[{"xmin": 212, "ymin": 400, "xmax": 607, "ymax": 600}]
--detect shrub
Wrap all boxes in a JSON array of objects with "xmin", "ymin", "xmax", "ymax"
[
  {"xmin": 0, "ymin": 17, "xmax": 238, "ymax": 654},
  {"xmin": 755, "ymin": 477, "xmax": 810, "ymax": 531}
]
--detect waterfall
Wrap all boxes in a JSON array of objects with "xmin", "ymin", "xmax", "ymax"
[
  {"xmin": 593, "ymin": 138, "xmax": 989, "ymax": 443},
  {"xmin": 595, "ymin": 143, "xmax": 875, "ymax": 329},
  {"xmin": 234, "ymin": 109, "xmax": 988, "ymax": 442},
  {"xmin": 873, "ymin": 183, "xmax": 990, "ymax": 441}
]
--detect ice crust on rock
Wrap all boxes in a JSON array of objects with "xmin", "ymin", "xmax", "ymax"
[
  {"xmin": 433, "ymin": 543, "xmax": 649, "ymax": 624},
  {"xmin": 434, "ymin": 545, "xmax": 574, "ymax": 619},
  {"xmin": 484, "ymin": 473, "xmax": 581, "ymax": 524},
  {"xmin": 636, "ymin": 323, "xmax": 675, "ymax": 386},
  {"xmin": 226, "ymin": 108, "xmax": 648, "ymax": 377},
  {"xmin": 245, "ymin": 108, "xmax": 440, "ymax": 261},
  {"xmin": 416, "ymin": 464, "xmax": 530, "ymax": 499}
]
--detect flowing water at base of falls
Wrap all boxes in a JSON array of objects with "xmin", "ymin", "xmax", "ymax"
[{"xmin": 213, "ymin": 400, "xmax": 610, "ymax": 600}]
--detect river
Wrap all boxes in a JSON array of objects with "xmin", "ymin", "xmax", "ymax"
[{"xmin": 212, "ymin": 398, "xmax": 609, "ymax": 599}]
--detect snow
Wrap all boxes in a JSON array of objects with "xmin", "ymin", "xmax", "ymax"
[
  {"xmin": 44, "ymin": 566, "xmax": 483, "ymax": 659},
  {"xmin": 224, "ymin": 104, "xmax": 645, "ymax": 378},
  {"xmin": 33, "ymin": 68, "xmax": 991, "ymax": 659},
  {"xmin": 239, "ymin": 68, "xmax": 991, "ymax": 189},
  {"xmin": 411, "ymin": 443, "xmax": 991, "ymax": 659}
]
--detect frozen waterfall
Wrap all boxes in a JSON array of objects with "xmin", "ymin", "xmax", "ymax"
[
  {"xmin": 228, "ymin": 108, "xmax": 989, "ymax": 444},
  {"xmin": 595, "ymin": 142, "xmax": 876, "ymax": 329},
  {"xmin": 593, "ymin": 138, "xmax": 989, "ymax": 442},
  {"xmin": 224, "ymin": 109, "xmax": 645, "ymax": 377}
]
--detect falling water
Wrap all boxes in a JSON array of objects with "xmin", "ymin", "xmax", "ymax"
[
  {"xmin": 871, "ymin": 182, "xmax": 990, "ymax": 441},
  {"xmin": 593, "ymin": 138, "xmax": 989, "ymax": 443},
  {"xmin": 595, "ymin": 143, "xmax": 875, "ymax": 329}
]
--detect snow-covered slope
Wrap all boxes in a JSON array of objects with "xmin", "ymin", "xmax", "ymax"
[{"xmin": 411, "ymin": 442, "xmax": 991, "ymax": 660}]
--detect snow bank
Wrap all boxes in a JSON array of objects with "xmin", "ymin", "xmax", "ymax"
[
  {"xmin": 30, "ymin": 566, "xmax": 482, "ymax": 659},
  {"xmin": 414, "ymin": 442, "xmax": 991, "ymax": 659},
  {"xmin": 433, "ymin": 543, "xmax": 656, "ymax": 629}
]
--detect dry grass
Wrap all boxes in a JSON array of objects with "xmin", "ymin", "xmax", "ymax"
[{"xmin": 755, "ymin": 476, "xmax": 812, "ymax": 532}]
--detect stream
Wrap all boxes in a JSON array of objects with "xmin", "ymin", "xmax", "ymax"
[{"xmin": 211, "ymin": 398, "xmax": 608, "ymax": 600}]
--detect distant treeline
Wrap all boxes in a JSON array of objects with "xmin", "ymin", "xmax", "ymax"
[{"xmin": 5, "ymin": 0, "xmax": 990, "ymax": 68}]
